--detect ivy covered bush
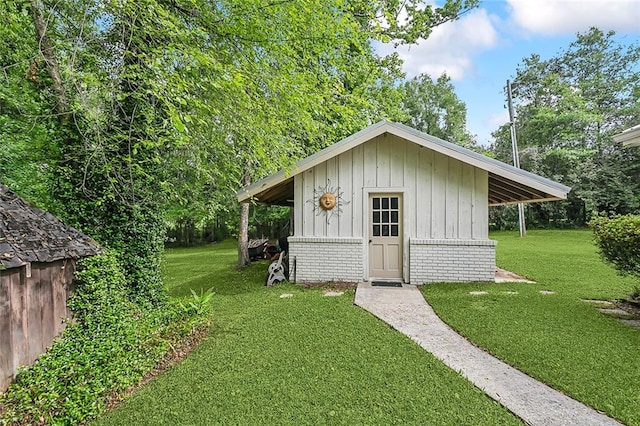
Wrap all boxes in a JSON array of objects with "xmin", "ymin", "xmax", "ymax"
[
  {"xmin": 590, "ymin": 214, "xmax": 640, "ymax": 299},
  {"xmin": 0, "ymin": 251, "xmax": 212, "ymax": 425}
]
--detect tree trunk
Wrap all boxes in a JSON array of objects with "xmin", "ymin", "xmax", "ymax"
[
  {"xmin": 237, "ymin": 169, "xmax": 251, "ymax": 269},
  {"xmin": 30, "ymin": 0, "xmax": 70, "ymax": 122}
]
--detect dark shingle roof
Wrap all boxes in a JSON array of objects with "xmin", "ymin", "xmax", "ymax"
[{"xmin": 0, "ymin": 185, "xmax": 100, "ymax": 269}]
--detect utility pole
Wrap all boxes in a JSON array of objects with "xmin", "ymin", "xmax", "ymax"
[{"xmin": 506, "ymin": 80, "xmax": 526, "ymax": 238}]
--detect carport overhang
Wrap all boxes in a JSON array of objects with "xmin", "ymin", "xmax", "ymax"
[
  {"xmin": 237, "ymin": 121, "xmax": 571, "ymax": 207},
  {"xmin": 613, "ymin": 124, "xmax": 640, "ymax": 147},
  {"xmin": 239, "ymin": 173, "xmax": 566, "ymax": 207}
]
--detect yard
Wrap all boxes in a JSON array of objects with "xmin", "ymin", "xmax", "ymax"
[
  {"xmin": 94, "ymin": 230, "xmax": 639, "ymax": 425},
  {"xmin": 423, "ymin": 229, "xmax": 640, "ymax": 425}
]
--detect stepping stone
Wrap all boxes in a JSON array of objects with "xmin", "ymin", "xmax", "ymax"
[
  {"xmin": 280, "ymin": 293, "xmax": 294, "ymax": 299},
  {"xmin": 503, "ymin": 291, "xmax": 518, "ymax": 295},
  {"xmin": 620, "ymin": 319, "xmax": 640, "ymax": 328},
  {"xmin": 323, "ymin": 291, "xmax": 344, "ymax": 297},
  {"xmin": 598, "ymin": 308, "xmax": 632, "ymax": 316},
  {"xmin": 469, "ymin": 291, "xmax": 488, "ymax": 295},
  {"xmin": 539, "ymin": 290, "xmax": 555, "ymax": 295},
  {"xmin": 582, "ymin": 299, "xmax": 614, "ymax": 306}
]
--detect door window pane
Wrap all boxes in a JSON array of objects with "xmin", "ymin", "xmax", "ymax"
[
  {"xmin": 373, "ymin": 225, "xmax": 380, "ymax": 236},
  {"xmin": 391, "ymin": 225, "xmax": 399, "ymax": 236},
  {"xmin": 373, "ymin": 197, "xmax": 380, "ymax": 209},
  {"xmin": 382, "ymin": 197, "xmax": 389, "ymax": 209},
  {"xmin": 391, "ymin": 197, "xmax": 398, "ymax": 209},
  {"xmin": 391, "ymin": 211, "xmax": 398, "ymax": 223},
  {"xmin": 382, "ymin": 225, "xmax": 389, "ymax": 236},
  {"xmin": 373, "ymin": 211, "xmax": 380, "ymax": 223},
  {"xmin": 382, "ymin": 211, "xmax": 389, "ymax": 223}
]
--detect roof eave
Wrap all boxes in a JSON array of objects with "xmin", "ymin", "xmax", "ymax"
[
  {"xmin": 489, "ymin": 196, "xmax": 566, "ymax": 207},
  {"xmin": 613, "ymin": 124, "xmax": 640, "ymax": 147},
  {"xmin": 237, "ymin": 120, "xmax": 392, "ymax": 203},
  {"xmin": 237, "ymin": 120, "xmax": 571, "ymax": 204}
]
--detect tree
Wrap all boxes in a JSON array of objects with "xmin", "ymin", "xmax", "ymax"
[
  {"xmin": 490, "ymin": 28, "xmax": 640, "ymax": 228},
  {"xmin": 1, "ymin": 0, "xmax": 482, "ymax": 282},
  {"xmin": 401, "ymin": 73, "xmax": 477, "ymax": 149},
  {"xmin": 0, "ymin": 2, "xmax": 60, "ymax": 208}
]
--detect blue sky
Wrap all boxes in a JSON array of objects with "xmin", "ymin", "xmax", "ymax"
[{"xmin": 376, "ymin": 0, "xmax": 640, "ymax": 146}]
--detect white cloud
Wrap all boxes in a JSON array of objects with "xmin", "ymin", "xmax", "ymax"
[
  {"xmin": 376, "ymin": 8, "xmax": 499, "ymax": 80},
  {"xmin": 507, "ymin": 0, "xmax": 640, "ymax": 35},
  {"xmin": 487, "ymin": 110, "xmax": 510, "ymax": 129}
]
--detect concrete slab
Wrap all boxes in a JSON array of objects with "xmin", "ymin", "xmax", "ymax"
[
  {"xmin": 598, "ymin": 308, "xmax": 632, "ymax": 317},
  {"xmin": 582, "ymin": 299, "xmax": 614, "ymax": 306},
  {"xmin": 495, "ymin": 267, "xmax": 535, "ymax": 283},
  {"xmin": 620, "ymin": 319, "xmax": 640, "ymax": 328},
  {"xmin": 354, "ymin": 283, "xmax": 621, "ymax": 426}
]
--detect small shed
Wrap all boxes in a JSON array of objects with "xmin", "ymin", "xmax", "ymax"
[
  {"xmin": 0, "ymin": 185, "xmax": 99, "ymax": 392},
  {"xmin": 237, "ymin": 121, "xmax": 570, "ymax": 285}
]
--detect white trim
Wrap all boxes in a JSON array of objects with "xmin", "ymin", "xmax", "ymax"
[
  {"xmin": 237, "ymin": 120, "xmax": 570, "ymax": 203},
  {"xmin": 288, "ymin": 236, "xmax": 362, "ymax": 244},
  {"xmin": 410, "ymin": 238, "xmax": 497, "ymax": 246},
  {"xmin": 613, "ymin": 124, "xmax": 640, "ymax": 147},
  {"xmin": 361, "ymin": 187, "xmax": 409, "ymax": 283}
]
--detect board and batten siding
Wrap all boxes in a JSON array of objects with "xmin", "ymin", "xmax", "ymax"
[
  {"xmin": 289, "ymin": 132, "xmax": 494, "ymax": 284},
  {"xmin": 293, "ymin": 133, "xmax": 488, "ymax": 240}
]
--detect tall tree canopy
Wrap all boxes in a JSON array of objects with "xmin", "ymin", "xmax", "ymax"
[
  {"xmin": 401, "ymin": 72, "xmax": 477, "ymax": 149},
  {"xmin": 1, "ymin": 0, "xmax": 480, "ymax": 294},
  {"xmin": 491, "ymin": 28, "xmax": 640, "ymax": 228}
]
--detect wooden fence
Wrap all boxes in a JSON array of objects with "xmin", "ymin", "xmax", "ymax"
[{"xmin": 0, "ymin": 259, "xmax": 76, "ymax": 392}]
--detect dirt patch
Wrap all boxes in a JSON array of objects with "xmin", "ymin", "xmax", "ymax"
[
  {"xmin": 298, "ymin": 281, "xmax": 358, "ymax": 291},
  {"xmin": 495, "ymin": 267, "xmax": 535, "ymax": 283},
  {"xmin": 616, "ymin": 299, "xmax": 640, "ymax": 317}
]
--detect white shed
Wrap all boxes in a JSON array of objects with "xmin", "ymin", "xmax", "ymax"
[{"xmin": 237, "ymin": 121, "xmax": 570, "ymax": 284}]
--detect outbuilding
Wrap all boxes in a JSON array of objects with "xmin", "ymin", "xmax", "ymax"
[
  {"xmin": 237, "ymin": 121, "xmax": 570, "ymax": 285},
  {"xmin": 0, "ymin": 186, "xmax": 99, "ymax": 392}
]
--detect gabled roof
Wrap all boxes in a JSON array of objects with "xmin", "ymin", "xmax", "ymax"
[
  {"xmin": 0, "ymin": 186, "xmax": 100, "ymax": 269},
  {"xmin": 237, "ymin": 120, "xmax": 571, "ymax": 206},
  {"xmin": 613, "ymin": 124, "xmax": 640, "ymax": 147}
]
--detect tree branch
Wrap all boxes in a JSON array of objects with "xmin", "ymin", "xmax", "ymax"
[{"xmin": 30, "ymin": 0, "xmax": 70, "ymax": 122}]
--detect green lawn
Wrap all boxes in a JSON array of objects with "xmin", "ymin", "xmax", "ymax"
[
  {"xmin": 94, "ymin": 230, "xmax": 640, "ymax": 425},
  {"xmin": 94, "ymin": 240, "xmax": 520, "ymax": 425},
  {"xmin": 422, "ymin": 229, "xmax": 640, "ymax": 426}
]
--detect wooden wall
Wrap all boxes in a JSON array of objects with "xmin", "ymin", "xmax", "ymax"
[
  {"xmin": 294, "ymin": 133, "xmax": 489, "ymax": 240},
  {"xmin": 0, "ymin": 259, "xmax": 76, "ymax": 392}
]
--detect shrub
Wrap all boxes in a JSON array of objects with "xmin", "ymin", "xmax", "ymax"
[
  {"xmin": 590, "ymin": 214, "xmax": 640, "ymax": 297},
  {"xmin": 0, "ymin": 251, "xmax": 211, "ymax": 425}
]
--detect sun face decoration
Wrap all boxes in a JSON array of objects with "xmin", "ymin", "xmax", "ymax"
[
  {"xmin": 319, "ymin": 192, "xmax": 336, "ymax": 210},
  {"xmin": 307, "ymin": 179, "xmax": 349, "ymax": 224}
]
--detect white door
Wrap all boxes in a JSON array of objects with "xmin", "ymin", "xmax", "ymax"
[{"xmin": 369, "ymin": 194, "xmax": 402, "ymax": 279}]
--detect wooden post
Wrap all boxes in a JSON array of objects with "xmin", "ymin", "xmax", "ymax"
[{"xmin": 237, "ymin": 168, "xmax": 251, "ymax": 269}]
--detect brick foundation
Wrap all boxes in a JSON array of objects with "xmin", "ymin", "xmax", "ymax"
[
  {"xmin": 289, "ymin": 237, "xmax": 363, "ymax": 283},
  {"xmin": 410, "ymin": 239, "xmax": 496, "ymax": 283}
]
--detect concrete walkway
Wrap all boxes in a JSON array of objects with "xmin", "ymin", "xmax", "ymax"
[{"xmin": 354, "ymin": 282, "xmax": 622, "ymax": 426}]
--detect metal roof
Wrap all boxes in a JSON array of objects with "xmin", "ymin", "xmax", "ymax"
[
  {"xmin": 237, "ymin": 120, "xmax": 571, "ymax": 206},
  {"xmin": 613, "ymin": 124, "xmax": 640, "ymax": 147},
  {"xmin": 0, "ymin": 186, "xmax": 100, "ymax": 269}
]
